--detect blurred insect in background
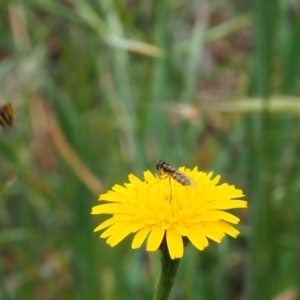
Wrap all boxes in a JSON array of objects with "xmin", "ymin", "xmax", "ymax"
[
  {"xmin": 155, "ymin": 160, "xmax": 197, "ymax": 186},
  {"xmin": 0, "ymin": 100, "xmax": 15, "ymax": 129}
]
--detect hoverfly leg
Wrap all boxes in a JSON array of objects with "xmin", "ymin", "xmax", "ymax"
[{"xmin": 168, "ymin": 176, "xmax": 172, "ymax": 201}]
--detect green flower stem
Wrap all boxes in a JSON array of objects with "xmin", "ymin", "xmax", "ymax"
[{"xmin": 152, "ymin": 239, "xmax": 181, "ymax": 300}]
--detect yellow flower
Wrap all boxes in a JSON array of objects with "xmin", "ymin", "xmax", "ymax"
[{"xmin": 91, "ymin": 167, "xmax": 247, "ymax": 259}]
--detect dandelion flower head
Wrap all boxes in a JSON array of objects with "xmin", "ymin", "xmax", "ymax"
[{"xmin": 91, "ymin": 166, "xmax": 247, "ymax": 259}]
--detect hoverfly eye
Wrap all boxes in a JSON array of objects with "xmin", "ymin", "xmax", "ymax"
[{"xmin": 155, "ymin": 160, "xmax": 163, "ymax": 171}]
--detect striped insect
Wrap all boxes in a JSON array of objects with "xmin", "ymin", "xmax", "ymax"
[
  {"xmin": 155, "ymin": 160, "xmax": 196, "ymax": 187},
  {"xmin": 0, "ymin": 100, "xmax": 15, "ymax": 129}
]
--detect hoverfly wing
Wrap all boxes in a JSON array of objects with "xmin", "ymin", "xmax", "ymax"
[
  {"xmin": 185, "ymin": 176, "xmax": 197, "ymax": 187},
  {"xmin": 176, "ymin": 171, "xmax": 197, "ymax": 187}
]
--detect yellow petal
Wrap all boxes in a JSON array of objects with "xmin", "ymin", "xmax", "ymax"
[
  {"xmin": 186, "ymin": 226, "xmax": 208, "ymax": 250},
  {"xmin": 132, "ymin": 226, "xmax": 152, "ymax": 249},
  {"xmin": 146, "ymin": 227, "xmax": 165, "ymax": 251},
  {"xmin": 92, "ymin": 203, "xmax": 140, "ymax": 215},
  {"xmin": 128, "ymin": 173, "xmax": 143, "ymax": 185},
  {"xmin": 99, "ymin": 191, "xmax": 125, "ymax": 202},
  {"xmin": 106, "ymin": 227, "xmax": 132, "ymax": 247},
  {"xmin": 91, "ymin": 203, "xmax": 122, "ymax": 214},
  {"xmin": 94, "ymin": 218, "xmax": 116, "ymax": 232},
  {"xmin": 129, "ymin": 220, "xmax": 148, "ymax": 232},
  {"xmin": 112, "ymin": 184, "xmax": 131, "ymax": 194},
  {"xmin": 144, "ymin": 170, "xmax": 156, "ymax": 181},
  {"xmin": 202, "ymin": 224, "xmax": 225, "ymax": 243},
  {"xmin": 173, "ymin": 222, "xmax": 189, "ymax": 236},
  {"xmin": 211, "ymin": 174, "xmax": 221, "ymax": 185},
  {"xmin": 211, "ymin": 221, "xmax": 240, "ymax": 238},
  {"xmin": 209, "ymin": 210, "xmax": 241, "ymax": 224},
  {"xmin": 100, "ymin": 221, "xmax": 128, "ymax": 238},
  {"xmin": 166, "ymin": 228, "xmax": 183, "ymax": 259},
  {"xmin": 214, "ymin": 200, "xmax": 248, "ymax": 209}
]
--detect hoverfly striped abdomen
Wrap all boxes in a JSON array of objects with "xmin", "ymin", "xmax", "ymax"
[{"xmin": 155, "ymin": 160, "xmax": 196, "ymax": 186}]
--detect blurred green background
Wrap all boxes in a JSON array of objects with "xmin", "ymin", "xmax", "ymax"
[{"xmin": 1, "ymin": 0, "xmax": 300, "ymax": 299}]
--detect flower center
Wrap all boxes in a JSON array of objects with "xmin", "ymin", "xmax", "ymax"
[{"xmin": 163, "ymin": 193, "xmax": 172, "ymax": 201}]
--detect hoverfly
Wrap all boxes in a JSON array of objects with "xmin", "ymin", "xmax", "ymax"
[
  {"xmin": 155, "ymin": 160, "xmax": 196, "ymax": 187},
  {"xmin": 0, "ymin": 100, "xmax": 15, "ymax": 129}
]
